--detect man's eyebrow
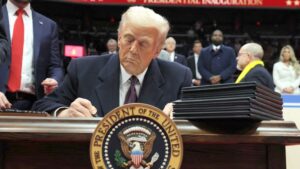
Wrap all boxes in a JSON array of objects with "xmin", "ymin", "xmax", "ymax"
[{"xmin": 123, "ymin": 34, "xmax": 134, "ymax": 39}]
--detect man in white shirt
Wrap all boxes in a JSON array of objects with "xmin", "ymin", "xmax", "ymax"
[
  {"xmin": 164, "ymin": 37, "xmax": 187, "ymax": 66},
  {"xmin": 0, "ymin": 0, "xmax": 64, "ymax": 110},
  {"xmin": 198, "ymin": 29, "xmax": 237, "ymax": 85},
  {"xmin": 187, "ymin": 40, "xmax": 202, "ymax": 86},
  {"xmin": 32, "ymin": 6, "xmax": 192, "ymax": 117}
]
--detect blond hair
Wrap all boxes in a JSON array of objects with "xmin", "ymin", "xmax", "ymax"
[
  {"xmin": 118, "ymin": 6, "xmax": 170, "ymax": 47},
  {"xmin": 279, "ymin": 45, "xmax": 300, "ymax": 75}
]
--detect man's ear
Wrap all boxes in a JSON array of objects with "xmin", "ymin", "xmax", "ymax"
[
  {"xmin": 249, "ymin": 53, "xmax": 255, "ymax": 60},
  {"xmin": 154, "ymin": 40, "xmax": 164, "ymax": 57},
  {"xmin": 117, "ymin": 32, "xmax": 122, "ymax": 48},
  {"xmin": 154, "ymin": 46, "xmax": 163, "ymax": 58}
]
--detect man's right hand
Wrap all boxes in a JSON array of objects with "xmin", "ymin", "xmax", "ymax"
[
  {"xmin": 0, "ymin": 92, "xmax": 11, "ymax": 109},
  {"xmin": 192, "ymin": 79, "xmax": 201, "ymax": 86},
  {"xmin": 58, "ymin": 98, "xmax": 97, "ymax": 118},
  {"xmin": 283, "ymin": 87, "xmax": 294, "ymax": 94}
]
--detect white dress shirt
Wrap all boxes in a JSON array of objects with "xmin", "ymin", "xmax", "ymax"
[
  {"xmin": 212, "ymin": 45, "xmax": 221, "ymax": 51},
  {"xmin": 194, "ymin": 53, "xmax": 202, "ymax": 79},
  {"xmin": 273, "ymin": 61, "xmax": 300, "ymax": 94},
  {"xmin": 7, "ymin": 1, "xmax": 35, "ymax": 94},
  {"xmin": 169, "ymin": 52, "xmax": 175, "ymax": 62},
  {"xmin": 108, "ymin": 51, "xmax": 117, "ymax": 54},
  {"xmin": 119, "ymin": 65, "xmax": 148, "ymax": 106}
]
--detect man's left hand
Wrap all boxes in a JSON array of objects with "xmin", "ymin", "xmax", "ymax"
[
  {"xmin": 41, "ymin": 78, "xmax": 58, "ymax": 95},
  {"xmin": 163, "ymin": 103, "xmax": 174, "ymax": 119}
]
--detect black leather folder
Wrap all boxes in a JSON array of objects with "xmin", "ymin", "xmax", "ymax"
[
  {"xmin": 182, "ymin": 82, "xmax": 280, "ymax": 97},
  {"xmin": 175, "ymin": 82, "xmax": 283, "ymax": 121},
  {"xmin": 174, "ymin": 108, "xmax": 283, "ymax": 120}
]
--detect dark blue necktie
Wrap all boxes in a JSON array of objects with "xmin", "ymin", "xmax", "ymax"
[{"xmin": 124, "ymin": 76, "xmax": 138, "ymax": 104}]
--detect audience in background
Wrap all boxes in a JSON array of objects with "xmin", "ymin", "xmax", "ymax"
[
  {"xmin": 236, "ymin": 43, "xmax": 274, "ymax": 89},
  {"xmin": 0, "ymin": 0, "xmax": 64, "ymax": 110},
  {"xmin": 198, "ymin": 29, "xmax": 237, "ymax": 85},
  {"xmin": 273, "ymin": 45, "xmax": 300, "ymax": 94},
  {"xmin": 164, "ymin": 37, "xmax": 187, "ymax": 66},
  {"xmin": 187, "ymin": 40, "xmax": 202, "ymax": 86}
]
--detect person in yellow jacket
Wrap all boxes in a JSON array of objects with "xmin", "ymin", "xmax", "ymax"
[{"xmin": 236, "ymin": 43, "xmax": 274, "ymax": 89}]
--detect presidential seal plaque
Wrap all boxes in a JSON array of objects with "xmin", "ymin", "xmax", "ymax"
[{"xmin": 90, "ymin": 103, "xmax": 183, "ymax": 169}]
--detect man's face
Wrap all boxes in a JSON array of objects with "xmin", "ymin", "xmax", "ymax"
[
  {"xmin": 236, "ymin": 48, "xmax": 251, "ymax": 70},
  {"xmin": 165, "ymin": 40, "xmax": 176, "ymax": 53},
  {"xmin": 211, "ymin": 30, "xmax": 223, "ymax": 46},
  {"xmin": 107, "ymin": 42, "xmax": 117, "ymax": 52},
  {"xmin": 118, "ymin": 23, "xmax": 160, "ymax": 75},
  {"xmin": 282, "ymin": 48, "xmax": 291, "ymax": 62},
  {"xmin": 193, "ymin": 43, "xmax": 202, "ymax": 55}
]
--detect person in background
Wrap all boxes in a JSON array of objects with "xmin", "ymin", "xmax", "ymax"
[
  {"xmin": 103, "ymin": 38, "xmax": 118, "ymax": 54},
  {"xmin": 32, "ymin": 6, "xmax": 192, "ymax": 118},
  {"xmin": 187, "ymin": 40, "xmax": 202, "ymax": 86},
  {"xmin": 165, "ymin": 37, "xmax": 187, "ymax": 66},
  {"xmin": 236, "ymin": 42, "xmax": 274, "ymax": 89},
  {"xmin": 273, "ymin": 45, "xmax": 300, "ymax": 94},
  {"xmin": 198, "ymin": 29, "xmax": 236, "ymax": 85},
  {"xmin": 0, "ymin": 0, "xmax": 64, "ymax": 110}
]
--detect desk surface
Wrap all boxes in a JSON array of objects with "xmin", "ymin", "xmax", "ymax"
[{"xmin": 0, "ymin": 117, "xmax": 299, "ymax": 145}]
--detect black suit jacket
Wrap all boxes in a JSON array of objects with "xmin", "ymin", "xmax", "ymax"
[
  {"xmin": 174, "ymin": 53, "xmax": 187, "ymax": 66},
  {"xmin": 32, "ymin": 54, "xmax": 192, "ymax": 116},
  {"xmin": 0, "ymin": 0, "xmax": 9, "ymax": 64},
  {"xmin": 187, "ymin": 55, "xmax": 198, "ymax": 79},
  {"xmin": 240, "ymin": 65, "xmax": 274, "ymax": 89},
  {"xmin": 1, "ymin": 5, "xmax": 64, "ymax": 98},
  {"xmin": 198, "ymin": 45, "xmax": 237, "ymax": 85}
]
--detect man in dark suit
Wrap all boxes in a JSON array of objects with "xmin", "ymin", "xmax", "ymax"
[
  {"xmin": 0, "ymin": 0, "xmax": 9, "ymax": 65},
  {"xmin": 198, "ymin": 30, "xmax": 236, "ymax": 85},
  {"xmin": 187, "ymin": 40, "xmax": 202, "ymax": 86},
  {"xmin": 32, "ymin": 6, "xmax": 192, "ymax": 117},
  {"xmin": 0, "ymin": 0, "xmax": 64, "ymax": 110},
  {"xmin": 164, "ymin": 37, "xmax": 187, "ymax": 66},
  {"xmin": 236, "ymin": 43, "xmax": 274, "ymax": 89}
]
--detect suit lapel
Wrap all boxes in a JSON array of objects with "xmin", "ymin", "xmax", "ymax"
[
  {"xmin": 32, "ymin": 11, "xmax": 42, "ymax": 65},
  {"xmin": 138, "ymin": 59, "xmax": 165, "ymax": 106},
  {"xmin": 191, "ymin": 56, "xmax": 196, "ymax": 77},
  {"xmin": 95, "ymin": 55, "xmax": 120, "ymax": 115},
  {"xmin": 174, "ymin": 54, "xmax": 179, "ymax": 63}
]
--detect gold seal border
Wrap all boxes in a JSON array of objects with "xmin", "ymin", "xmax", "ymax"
[{"xmin": 90, "ymin": 103, "xmax": 183, "ymax": 169}]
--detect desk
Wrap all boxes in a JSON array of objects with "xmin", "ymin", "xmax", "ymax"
[
  {"xmin": 0, "ymin": 117, "xmax": 299, "ymax": 169},
  {"xmin": 282, "ymin": 94, "xmax": 300, "ymax": 169}
]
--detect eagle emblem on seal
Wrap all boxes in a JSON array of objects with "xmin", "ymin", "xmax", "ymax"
[{"xmin": 115, "ymin": 125, "xmax": 159, "ymax": 169}]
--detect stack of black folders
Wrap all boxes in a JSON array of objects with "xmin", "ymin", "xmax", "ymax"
[{"xmin": 174, "ymin": 82, "xmax": 283, "ymax": 121}]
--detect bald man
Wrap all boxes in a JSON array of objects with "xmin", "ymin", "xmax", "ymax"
[{"xmin": 236, "ymin": 42, "xmax": 274, "ymax": 89}]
